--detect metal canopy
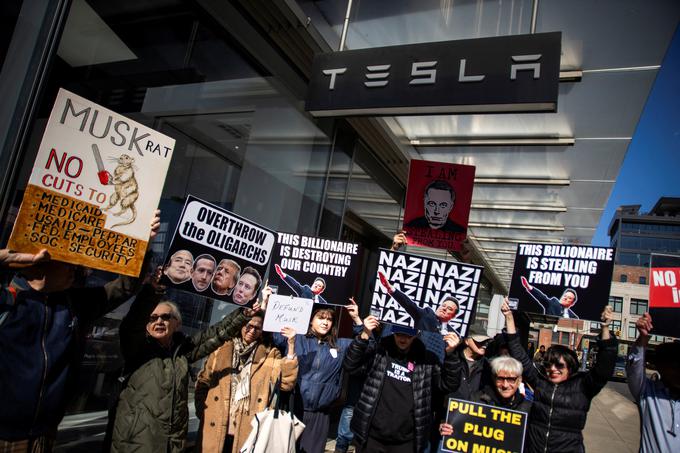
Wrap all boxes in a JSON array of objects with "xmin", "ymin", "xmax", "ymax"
[{"xmin": 299, "ymin": 0, "xmax": 680, "ymax": 292}]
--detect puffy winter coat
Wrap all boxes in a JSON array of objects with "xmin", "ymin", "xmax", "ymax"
[
  {"xmin": 194, "ymin": 339, "xmax": 298, "ymax": 452},
  {"xmin": 507, "ymin": 333, "xmax": 617, "ymax": 453},
  {"xmin": 0, "ymin": 274, "xmax": 140, "ymax": 440},
  {"xmin": 110, "ymin": 286, "xmax": 248, "ymax": 453},
  {"xmin": 343, "ymin": 335, "xmax": 461, "ymax": 452}
]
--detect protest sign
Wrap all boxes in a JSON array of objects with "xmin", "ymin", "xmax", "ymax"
[
  {"xmin": 403, "ymin": 160, "xmax": 475, "ymax": 251},
  {"xmin": 262, "ymin": 294, "xmax": 314, "ymax": 334},
  {"xmin": 648, "ymin": 253, "xmax": 680, "ymax": 337},
  {"xmin": 440, "ymin": 399, "xmax": 527, "ymax": 453},
  {"xmin": 8, "ymin": 88, "xmax": 174, "ymax": 276},
  {"xmin": 371, "ymin": 249, "xmax": 482, "ymax": 337},
  {"xmin": 508, "ymin": 243, "xmax": 615, "ymax": 321},
  {"xmin": 161, "ymin": 195, "xmax": 276, "ymax": 306},
  {"xmin": 270, "ymin": 232, "xmax": 362, "ymax": 305}
]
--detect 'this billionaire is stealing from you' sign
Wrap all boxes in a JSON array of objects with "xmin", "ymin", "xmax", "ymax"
[{"xmin": 8, "ymin": 88, "xmax": 174, "ymax": 276}]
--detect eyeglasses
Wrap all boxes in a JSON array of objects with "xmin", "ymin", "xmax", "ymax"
[
  {"xmin": 148, "ymin": 313, "xmax": 175, "ymax": 323},
  {"xmin": 473, "ymin": 340, "xmax": 490, "ymax": 349},
  {"xmin": 543, "ymin": 361, "xmax": 567, "ymax": 370},
  {"xmin": 495, "ymin": 375, "xmax": 519, "ymax": 383},
  {"xmin": 244, "ymin": 324, "xmax": 262, "ymax": 332}
]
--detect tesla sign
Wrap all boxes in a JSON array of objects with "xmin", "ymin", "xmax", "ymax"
[{"xmin": 306, "ymin": 32, "xmax": 561, "ymax": 116}]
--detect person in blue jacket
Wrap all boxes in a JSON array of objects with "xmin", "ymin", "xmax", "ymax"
[
  {"xmin": 0, "ymin": 211, "xmax": 160, "ymax": 452},
  {"xmin": 263, "ymin": 285, "xmax": 362, "ymax": 453}
]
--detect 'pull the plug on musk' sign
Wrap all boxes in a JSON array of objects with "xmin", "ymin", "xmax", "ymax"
[
  {"xmin": 306, "ymin": 32, "xmax": 560, "ymax": 116},
  {"xmin": 8, "ymin": 88, "xmax": 174, "ymax": 276}
]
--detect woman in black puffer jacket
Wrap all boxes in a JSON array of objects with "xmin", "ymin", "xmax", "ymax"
[{"xmin": 501, "ymin": 299, "xmax": 617, "ymax": 453}]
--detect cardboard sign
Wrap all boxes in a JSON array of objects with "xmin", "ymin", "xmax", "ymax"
[
  {"xmin": 508, "ymin": 243, "xmax": 615, "ymax": 322},
  {"xmin": 262, "ymin": 294, "xmax": 314, "ymax": 334},
  {"xmin": 8, "ymin": 88, "xmax": 174, "ymax": 276},
  {"xmin": 161, "ymin": 195, "xmax": 275, "ymax": 306},
  {"xmin": 440, "ymin": 399, "xmax": 527, "ymax": 453},
  {"xmin": 403, "ymin": 160, "xmax": 475, "ymax": 251},
  {"xmin": 270, "ymin": 232, "xmax": 362, "ymax": 305},
  {"xmin": 371, "ymin": 249, "xmax": 482, "ymax": 337},
  {"xmin": 648, "ymin": 253, "xmax": 680, "ymax": 337}
]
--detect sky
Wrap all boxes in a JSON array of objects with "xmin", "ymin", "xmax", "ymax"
[{"xmin": 591, "ymin": 25, "xmax": 680, "ymax": 246}]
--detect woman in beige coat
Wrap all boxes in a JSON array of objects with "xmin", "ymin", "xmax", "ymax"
[{"xmin": 195, "ymin": 310, "xmax": 298, "ymax": 452}]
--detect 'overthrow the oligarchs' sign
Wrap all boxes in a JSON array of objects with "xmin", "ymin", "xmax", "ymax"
[
  {"xmin": 440, "ymin": 399, "xmax": 527, "ymax": 453},
  {"xmin": 648, "ymin": 253, "xmax": 680, "ymax": 337},
  {"xmin": 161, "ymin": 195, "xmax": 276, "ymax": 307},
  {"xmin": 508, "ymin": 243, "xmax": 615, "ymax": 322},
  {"xmin": 270, "ymin": 232, "xmax": 362, "ymax": 305},
  {"xmin": 403, "ymin": 160, "xmax": 475, "ymax": 251},
  {"xmin": 371, "ymin": 249, "xmax": 482, "ymax": 337},
  {"xmin": 8, "ymin": 88, "xmax": 174, "ymax": 276}
]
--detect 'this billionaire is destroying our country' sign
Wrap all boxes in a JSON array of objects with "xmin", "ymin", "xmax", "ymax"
[
  {"xmin": 440, "ymin": 399, "xmax": 527, "ymax": 453},
  {"xmin": 161, "ymin": 196, "xmax": 276, "ymax": 307},
  {"xmin": 372, "ymin": 249, "xmax": 482, "ymax": 337},
  {"xmin": 8, "ymin": 88, "xmax": 174, "ymax": 276},
  {"xmin": 403, "ymin": 160, "xmax": 475, "ymax": 251},
  {"xmin": 270, "ymin": 232, "xmax": 362, "ymax": 305},
  {"xmin": 648, "ymin": 253, "xmax": 680, "ymax": 337},
  {"xmin": 508, "ymin": 243, "xmax": 615, "ymax": 322}
]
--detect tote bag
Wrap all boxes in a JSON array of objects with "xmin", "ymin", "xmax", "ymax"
[{"xmin": 239, "ymin": 379, "xmax": 305, "ymax": 453}]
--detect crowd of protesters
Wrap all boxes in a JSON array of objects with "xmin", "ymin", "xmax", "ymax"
[{"xmin": 1, "ymin": 226, "xmax": 679, "ymax": 453}]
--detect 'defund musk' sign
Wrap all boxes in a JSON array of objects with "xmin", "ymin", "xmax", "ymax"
[{"xmin": 306, "ymin": 32, "xmax": 561, "ymax": 117}]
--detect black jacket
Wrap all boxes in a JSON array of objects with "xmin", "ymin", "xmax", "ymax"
[
  {"xmin": 473, "ymin": 385, "xmax": 532, "ymax": 413},
  {"xmin": 447, "ymin": 349, "xmax": 491, "ymax": 401},
  {"xmin": 507, "ymin": 333, "xmax": 617, "ymax": 453},
  {"xmin": 343, "ymin": 335, "xmax": 461, "ymax": 452}
]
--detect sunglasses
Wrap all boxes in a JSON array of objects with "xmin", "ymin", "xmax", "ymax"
[
  {"xmin": 148, "ymin": 313, "xmax": 175, "ymax": 323},
  {"xmin": 244, "ymin": 324, "xmax": 262, "ymax": 332},
  {"xmin": 543, "ymin": 361, "xmax": 567, "ymax": 370},
  {"xmin": 495, "ymin": 376, "xmax": 519, "ymax": 383}
]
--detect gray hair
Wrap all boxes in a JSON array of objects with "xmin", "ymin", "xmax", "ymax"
[
  {"xmin": 490, "ymin": 355, "xmax": 523, "ymax": 377},
  {"xmin": 158, "ymin": 301, "xmax": 182, "ymax": 324}
]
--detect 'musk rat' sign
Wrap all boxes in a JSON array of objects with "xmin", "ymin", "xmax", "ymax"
[{"xmin": 8, "ymin": 88, "xmax": 174, "ymax": 276}]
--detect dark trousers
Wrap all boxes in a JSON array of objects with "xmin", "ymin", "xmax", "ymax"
[
  {"xmin": 357, "ymin": 436, "xmax": 415, "ymax": 453},
  {"xmin": 298, "ymin": 411, "xmax": 330, "ymax": 453}
]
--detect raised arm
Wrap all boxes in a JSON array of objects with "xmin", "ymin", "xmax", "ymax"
[
  {"xmin": 520, "ymin": 276, "xmax": 549, "ymax": 312},
  {"xmin": 183, "ymin": 307, "xmax": 250, "ymax": 363},
  {"xmin": 626, "ymin": 312, "xmax": 652, "ymax": 401},
  {"xmin": 502, "ymin": 297, "xmax": 541, "ymax": 387},
  {"xmin": 438, "ymin": 333, "xmax": 462, "ymax": 394},
  {"xmin": 343, "ymin": 315, "xmax": 379, "ymax": 376},
  {"xmin": 583, "ymin": 306, "xmax": 618, "ymax": 398},
  {"xmin": 378, "ymin": 271, "xmax": 425, "ymax": 324},
  {"xmin": 119, "ymin": 283, "xmax": 162, "ymax": 364},
  {"xmin": 275, "ymin": 263, "xmax": 304, "ymax": 296}
]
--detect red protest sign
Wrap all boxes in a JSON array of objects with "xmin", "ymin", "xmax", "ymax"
[
  {"xmin": 649, "ymin": 267, "xmax": 680, "ymax": 309},
  {"xmin": 403, "ymin": 160, "xmax": 475, "ymax": 251}
]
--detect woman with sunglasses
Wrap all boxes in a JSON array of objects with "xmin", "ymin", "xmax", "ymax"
[
  {"xmin": 194, "ymin": 311, "xmax": 298, "ymax": 452},
  {"xmin": 500, "ymin": 298, "xmax": 617, "ymax": 453},
  {"xmin": 109, "ymin": 270, "xmax": 261, "ymax": 453}
]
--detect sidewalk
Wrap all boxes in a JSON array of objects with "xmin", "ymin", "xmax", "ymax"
[{"xmin": 583, "ymin": 384, "xmax": 640, "ymax": 453}]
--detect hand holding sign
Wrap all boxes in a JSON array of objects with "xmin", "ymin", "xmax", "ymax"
[
  {"xmin": 636, "ymin": 312, "xmax": 653, "ymax": 337},
  {"xmin": 443, "ymin": 333, "xmax": 461, "ymax": 353},
  {"xmin": 361, "ymin": 315, "xmax": 380, "ymax": 340},
  {"xmin": 440, "ymin": 423, "xmax": 454, "ymax": 436},
  {"xmin": 345, "ymin": 297, "xmax": 362, "ymax": 326},
  {"xmin": 0, "ymin": 248, "xmax": 51, "ymax": 268}
]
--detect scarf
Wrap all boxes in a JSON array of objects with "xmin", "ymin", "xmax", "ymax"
[{"xmin": 228, "ymin": 337, "xmax": 258, "ymax": 435}]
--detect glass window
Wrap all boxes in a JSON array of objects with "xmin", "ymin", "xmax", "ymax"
[
  {"xmin": 0, "ymin": 0, "xmax": 341, "ymax": 439},
  {"xmin": 608, "ymin": 296, "xmax": 623, "ymax": 312},
  {"xmin": 639, "ymin": 276, "xmax": 647, "ymax": 285},
  {"xmin": 620, "ymin": 274, "xmax": 628, "ymax": 283},
  {"xmin": 551, "ymin": 331, "xmax": 559, "ymax": 344},
  {"xmin": 630, "ymin": 299, "xmax": 648, "ymax": 315},
  {"xmin": 559, "ymin": 332, "xmax": 570, "ymax": 346},
  {"xmin": 628, "ymin": 322, "xmax": 638, "ymax": 339}
]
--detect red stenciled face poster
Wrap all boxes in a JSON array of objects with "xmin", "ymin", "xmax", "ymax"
[
  {"xmin": 402, "ymin": 160, "xmax": 475, "ymax": 251},
  {"xmin": 648, "ymin": 253, "xmax": 680, "ymax": 337}
]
